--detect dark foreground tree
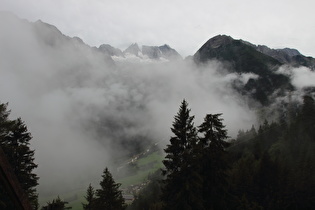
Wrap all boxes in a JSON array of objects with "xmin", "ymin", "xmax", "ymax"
[
  {"xmin": 163, "ymin": 99, "xmax": 198, "ymax": 175},
  {"xmin": 198, "ymin": 113, "xmax": 230, "ymax": 210},
  {"xmin": 0, "ymin": 103, "xmax": 12, "ymax": 139},
  {"xmin": 82, "ymin": 184, "xmax": 95, "ymax": 210},
  {"xmin": 198, "ymin": 114, "xmax": 229, "ymax": 149},
  {"xmin": 161, "ymin": 99, "xmax": 203, "ymax": 210},
  {"xmin": 300, "ymin": 95, "xmax": 315, "ymax": 137},
  {"xmin": 95, "ymin": 167, "xmax": 126, "ymax": 210},
  {"xmin": 0, "ymin": 103, "xmax": 39, "ymax": 208},
  {"xmin": 41, "ymin": 196, "xmax": 71, "ymax": 210}
]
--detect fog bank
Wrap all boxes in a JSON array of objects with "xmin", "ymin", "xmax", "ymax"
[{"xmin": 0, "ymin": 15, "xmax": 256, "ymax": 195}]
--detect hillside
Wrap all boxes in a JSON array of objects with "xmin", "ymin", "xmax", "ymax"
[
  {"xmin": 39, "ymin": 145, "xmax": 164, "ymax": 209},
  {"xmin": 193, "ymin": 35, "xmax": 314, "ymax": 105}
]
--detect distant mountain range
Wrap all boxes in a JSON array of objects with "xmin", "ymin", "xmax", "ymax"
[
  {"xmin": 98, "ymin": 34, "xmax": 315, "ymax": 68},
  {"xmin": 98, "ymin": 42, "xmax": 182, "ymax": 62},
  {"xmin": 1, "ymin": 11, "xmax": 315, "ymax": 106}
]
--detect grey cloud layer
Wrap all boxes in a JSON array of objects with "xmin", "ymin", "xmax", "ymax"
[{"xmin": 0, "ymin": 16, "xmax": 261, "ymax": 195}]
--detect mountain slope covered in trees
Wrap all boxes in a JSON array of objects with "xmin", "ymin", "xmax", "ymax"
[{"xmin": 128, "ymin": 96, "xmax": 315, "ymax": 209}]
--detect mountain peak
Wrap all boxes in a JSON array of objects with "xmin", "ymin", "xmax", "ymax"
[
  {"xmin": 123, "ymin": 43, "xmax": 141, "ymax": 56},
  {"xmin": 142, "ymin": 45, "xmax": 162, "ymax": 59},
  {"xmin": 202, "ymin": 35, "xmax": 233, "ymax": 49},
  {"xmin": 158, "ymin": 44, "xmax": 182, "ymax": 60},
  {"xmin": 121, "ymin": 43, "xmax": 182, "ymax": 61},
  {"xmin": 99, "ymin": 44, "xmax": 124, "ymax": 57},
  {"xmin": 278, "ymin": 48, "xmax": 301, "ymax": 57},
  {"xmin": 194, "ymin": 34, "xmax": 280, "ymax": 72},
  {"xmin": 34, "ymin": 19, "xmax": 62, "ymax": 35},
  {"xmin": 193, "ymin": 34, "xmax": 287, "ymax": 105}
]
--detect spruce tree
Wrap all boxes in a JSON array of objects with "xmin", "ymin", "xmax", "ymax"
[
  {"xmin": 162, "ymin": 99, "xmax": 198, "ymax": 175},
  {"xmin": 95, "ymin": 167, "xmax": 125, "ymax": 210},
  {"xmin": 198, "ymin": 113, "xmax": 230, "ymax": 210},
  {"xmin": 41, "ymin": 196, "xmax": 71, "ymax": 210},
  {"xmin": 300, "ymin": 95, "xmax": 315, "ymax": 137},
  {"xmin": 6, "ymin": 118, "xmax": 39, "ymax": 205},
  {"xmin": 162, "ymin": 99, "xmax": 203, "ymax": 210},
  {"xmin": 0, "ymin": 103, "xmax": 39, "ymax": 208},
  {"xmin": 199, "ymin": 114, "xmax": 229, "ymax": 149},
  {"xmin": 0, "ymin": 103, "xmax": 13, "ymax": 141},
  {"xmin": 82, "ymin": 184, "xmax": 95, "ymax": 210}
]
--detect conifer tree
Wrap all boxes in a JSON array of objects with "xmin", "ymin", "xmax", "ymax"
[
  {"xmin": 82, "ymin": 184, "xmax": 95, "ymax": 210},
  {"xmin": 162, "ymin": 99, "xmax": 198, "ymax": 175},
  {"xmin": 199, "ymin": 114, "xmax": 229, "ymax": 149},
  {"xmin": 41, "ymin": 196, "xmax": 71, "ymax": 210},
  {"xmin": 0, "ymin": 103, "xmax": 39, "ymax": 208},
  {"xmin": 6, "ymin": 118, "xmax": 39, "ymax": 205},
  {"xmin": 198, "ymin": 113, "xmax": 230, "ymax": 210},
  {"xmin": 95, "ymin": 167, "xmax": 125, "ymax": 210},
  {"xmin": 0, "ymin": 103, "xmax": 13, "ymax": 141},
  {"xmin": 162, "ymin": 99, "xmax": 203, "ymax": 210},
  {"xmin": 300, "ymin": 95, "xmax": 315, "ymax": 137}
]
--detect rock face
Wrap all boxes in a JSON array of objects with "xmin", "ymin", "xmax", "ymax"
[
  {"xmin": 142, "ymin": 45, "xmax": 162, "ymax": 59},
  {"xmin": 157, "ymin": 44, "xmax": 182, "ymax": 60},
  {"xmin": 242, "ymin": 41, "xmax": 315, "ymax": 69},
  {"xmin": 123, "ymin": 43, "xmax": 141, "ymax": 56},
  {"xmin": 255, "ymin": 45, "xmax": 297, "ymax": 63},
  {"xmin": 122, "ymin": 43, "xmax": 182, "ymax": 61},
  {"xmin": 200, "ymin": 34, "xmax": 234, "ymax": 49},
  {"xmin": 278, "ymin": 48, "xmax": 301, "ymax": 57},
  {"xmin": 99, "ymin": 44, "xmax": 124, "ymax": 57},
  {"xmin": 141, "ymin": 44, "xmax": 182, "ymax": 60},
  {"xmin": 33, "ymin": 20, "xmax": 67, "ymax": 47}
]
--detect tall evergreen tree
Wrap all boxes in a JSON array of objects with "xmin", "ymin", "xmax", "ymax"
[
  {"xmin": 199, "ymin": 114, "xmax": 229, "ymax": 149},
  {"xmin": 0, "ymin": 103, "xmax": 13, "ymax": 141},
  {"xmin": 82, "ymin": 184, "xmax": 95, "ymax": 210},
  {"xmin": 300, "ymin": 95, "xmax": 315, "ymax": 137},
  {"xmin": 162, "ymin": 99, "xmax": 198, "ymax": 175},
  {"xmin": 198, "ymin": 113, "xmax": 230, "ymax": 210},
  {"xmin": 0, "ymin": 103, "xmax": 39, "ymax": 208},
  {"xmin": 6, "ymin": 118, "xmax": 39, "ymax": 206},
  {"xmin": 95, "ymin": 167, "xmax": 125, "ymax": 210},
  {"xmin": 162, "ymin": 99, "xmax": 203, "ymax": 210}
]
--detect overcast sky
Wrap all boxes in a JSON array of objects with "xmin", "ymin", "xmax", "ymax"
[{"xmin": 1, "ymin": 0, "xmax": 315, "ymax": 57}]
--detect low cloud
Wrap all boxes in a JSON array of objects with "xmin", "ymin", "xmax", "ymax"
[
  {"xmin": 290, "ymin": 67, "xmax": 315, "ymax": 90},
  {"xmin": 277, "ymin": 65, "xmax": 315, "ymax": 90},
  {"xmin": 0, "ymin": 15, "xmax": 256, "ymax": 195}
]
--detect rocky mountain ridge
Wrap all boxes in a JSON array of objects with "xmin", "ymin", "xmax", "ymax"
[
  {"xmin": 193, "ymin": 35, "xmax": 315, "ymax": 105},
  {"xmin": 194, "ymin": 35, "xmax": 315, "ymax": 69},
  {"xmin": 98, "ymin": 42, "xmax": 182, "ymax": 61},
  {"xmin": 241, "ymin": 39, "xmax": 315, "ymax": 69},
  {"xmin": 0, "ymin": 12, "xmax": 181, "ymax": 63},
  {"xmin": 2, "ymin": 12, "xmax": 315, "ymax": 106}
]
